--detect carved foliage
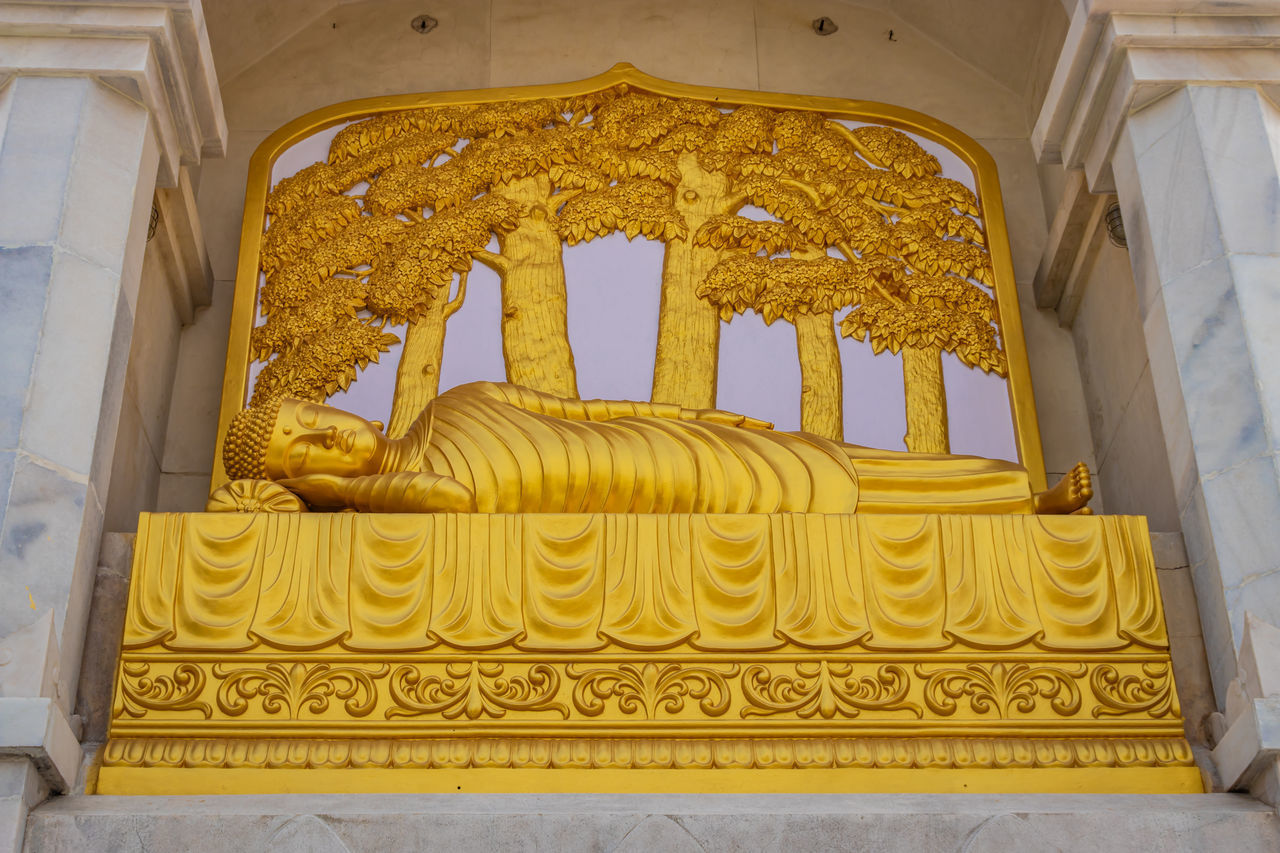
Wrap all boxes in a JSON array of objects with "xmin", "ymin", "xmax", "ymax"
[
  {"xmin": 1090, "ymin": 663, "xmax": 1176, "ymax": 718},
  {"xmin": 213, "ymin": 662, "xmax": 387, "ymax": 719},
  {"xmin": 117, "ymin": 662, "xmax": 211, "ymax": 719},
  {"xmin": 112, "ymin": 656, "xmax": 1183, "ymax": 730},
  {"xmin": 568, "ymin": 662, "xmax": 737, "ymax": 718},
  {"xmin": 740, "ymin": 662, "xmax": 919, "ymax": 719},
  {"xmin": 916, "ymin": 662, "xmax": 1085, "ymax": 718},
  {"xmin": 386, "ymin": 662, "xmax": 568, "ymax": 720},
  {"xmin": 248, "ymin": 83, "xmax": 1002, "ymax": 429}
]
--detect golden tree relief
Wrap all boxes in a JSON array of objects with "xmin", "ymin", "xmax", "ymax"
[{"xmin": 245, "ymin": 70, "xmax": 1006, "ymax": 457}]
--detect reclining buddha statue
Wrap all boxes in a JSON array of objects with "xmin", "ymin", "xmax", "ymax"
[{"xmin": 219, "ymin": 380, "xmax": 1091, "ymax": 516}]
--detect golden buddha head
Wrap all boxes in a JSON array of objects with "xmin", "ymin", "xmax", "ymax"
[{"xmin": 224, "ymin": 398, "xmax": 386, "ymax": 481}]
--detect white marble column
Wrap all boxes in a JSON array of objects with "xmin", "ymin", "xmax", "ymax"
[
  {"xmin": 1035, "ymin": 3, "xmax": 1280, "ymax": 797},
  {"xmin": 1111, "ymin": 83, "xmax": 1280, "ymax": 687},
  {"xmin": 0, "ymin": 0, "xmax": 224, "ymax": 834}
]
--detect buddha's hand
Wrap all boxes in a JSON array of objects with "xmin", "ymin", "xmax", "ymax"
[
  {"xmin": 684, "ymin": 408, "xmax": 774, "ymax": 430},
  {"xmin": 352, "ymin": 472, "xmax": 477, "ymax": 513},
  {"xmin": 280, "ymin": 472, "xmax": 476, "ymax": 513},
  {"xmin": 277, "ymin": 474, "xmax": 349, "ymax": 509}
]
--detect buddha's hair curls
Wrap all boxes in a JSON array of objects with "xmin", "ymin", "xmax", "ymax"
[{"xmin": 223, "ymin": 399, "xmax": 284, "ymax": 481}]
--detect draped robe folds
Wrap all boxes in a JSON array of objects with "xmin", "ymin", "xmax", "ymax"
[{"xmin": 397, "ymin": 382, "xmax": 1035, "ymax": 515}]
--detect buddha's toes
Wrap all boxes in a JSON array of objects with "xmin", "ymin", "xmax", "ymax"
[{"xmin": 1034, "ymin": 461, "xmax": 1094, "ymax": 515}]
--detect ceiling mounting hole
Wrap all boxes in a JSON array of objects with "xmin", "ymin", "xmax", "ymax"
[{"xmin": 812, "ymin": 17, "xmax": 838, "ymax": 36}]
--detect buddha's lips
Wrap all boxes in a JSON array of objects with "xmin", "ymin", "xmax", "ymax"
[{"xmin": 339, "ymin": 430, "xmax": 355, "ymax": 453}]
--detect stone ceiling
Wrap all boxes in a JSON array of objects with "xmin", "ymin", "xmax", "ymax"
[{"xmin": 204, "ymin": 0, "xmax": 1069, "ymax": 111}]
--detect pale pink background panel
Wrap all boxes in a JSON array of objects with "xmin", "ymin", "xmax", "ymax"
[{"xmin": 250, "ymin": 116, "xmax": 1018, "ymax": 462}]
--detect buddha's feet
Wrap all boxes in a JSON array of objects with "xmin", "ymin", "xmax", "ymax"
[{"xmin": 1034, "ymin": 462, "xmax": 1093, "ymax": 514}]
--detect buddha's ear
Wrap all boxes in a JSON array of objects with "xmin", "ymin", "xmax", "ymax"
[{"xmin": 371, "ymin": 420, "xmax": 385, "ymax": 433}]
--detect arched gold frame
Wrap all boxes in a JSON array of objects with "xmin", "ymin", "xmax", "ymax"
[{"xmin": 213, "ymin": 63, "xmax": 1046, "ymax": 492}]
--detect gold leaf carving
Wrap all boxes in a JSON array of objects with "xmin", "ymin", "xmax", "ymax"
[
  {"xmin": 385, "ymin": 662, "xmax": 568, "ymax": 720},
  {"xmin": 848, "ymin": 125, "xmax": 941, "ymax": 178},
  {"xmin": 125, "ymin": 513, "xmax": 1172, "ymax": 655},
  {"xmin": 1090, "ymin": 663, "xmax": 1176, "ymax": 718},
  {"xmin": 249, "ymin": 319, "xmax": 399, "ymax": 406},
  {"xmin": 740, "ymin": 662, "xmax": 919, "ymax": 719},
  {"xmin": 249, "ymin": 85, "xmax": 1004, "ymax": 442},
  {"xmin": 916, "ymin": 663, "xmax": 1085, "ymax": 718},
  {"xmin": 212, "ymin": 662, "xmax": 387, "ymax": 719},
  {"xmin": 117, "ymin": 662, "xmax": 211, "ymax": 719},
  {"xmin": 102, "ymin": 734, "xmax": 1196, "ymax": 771},
  {"xmin": 567, "ymin": 662, "xmax": 738, "ymax": 718},
  {"xmin": 205, "ymin": 479, "xmax": 306, "ymax": 513}
]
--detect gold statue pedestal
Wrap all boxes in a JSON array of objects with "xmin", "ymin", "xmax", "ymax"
[{"xmin": 98, "ymin": 510, "xmax": 1201, "ymax": 795}]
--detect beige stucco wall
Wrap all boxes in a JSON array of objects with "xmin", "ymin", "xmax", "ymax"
[
  {"xmin": 1071, "ymin": 234, "xmax": 1180, "ymax": 529},
  {"xmin": 102, "ymin": 230, "xmax": 182, "ymax": 533}
]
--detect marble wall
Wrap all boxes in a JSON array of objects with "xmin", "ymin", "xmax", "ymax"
[
  {"xmin": 1061, "ymin": 220, "xmax": 1214, "ymax": 733},
  {"xmin": 0, "ymin": 75, "xmax": 159, "ymax": 708},
  {"xmin": 1113, "ymin": 84, "xmax": 1280, "ymax": 702}
]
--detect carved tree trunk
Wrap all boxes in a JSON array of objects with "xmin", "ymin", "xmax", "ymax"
[
  {"xmin": 902, "ymin": 345, "xmax": 949, "ymax": 454},
  {"xmin": 794, "ymin": 311, "xmax": 843, "ymax": 441},
  {"xmin": 495, "ymin": 175, "xmax": 577, "ymax": 398},
  {"xmin": 652, "ymin": 153, "xmax": 730, "ymax": 408},
  {"xmin": 387, "ymin": 302, "xmax": 447, "ymax": 438}
]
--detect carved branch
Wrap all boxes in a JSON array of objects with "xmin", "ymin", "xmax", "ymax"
[
  {"xmin": 444, "ymin": 271, "xmax": 469, "ymax": 319},
  {"xmin": 779, "ymin": 178, "xmax": 823, "ymax": 207},
  {"xmin": 472, "ymin": 248, "xmax": 509, "ymax": 274},
  {"xmin": 551, "ymin": 188, "xmax": 583, "ymax": 212},
  {"xmin": 827, "ymin": 121, "xmax": 878, "ymax": 166}
]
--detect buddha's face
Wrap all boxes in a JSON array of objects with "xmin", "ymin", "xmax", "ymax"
[{"xmin": 265, "ymin": 399, "xmax": 386, "ymax": 479}]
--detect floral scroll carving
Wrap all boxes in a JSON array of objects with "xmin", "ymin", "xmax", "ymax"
[
  {"xmin": 740, "ymin": 662, "xmax": 919, "ymax": 719},
  {"xmin": 567, "ymin": 662, "xmax": 738, "ymax": 718},
  {"xmin": 212, "ymin": 662, "xmax": 387, "ymax": 719},
  {"xmin": 385, "ymin": 662, "xmax": 568, "ymax": 720},
  {"xmin": 1090, "ymin": 663, "xmax": 1176, "ymax": 718},
  {"xmin": 117, "ymin": 662, "xmax": 211, "ymax": 719},
  {"xmin": 916, "ymin": 662, "xmax": 1085, "ymax": 718}
]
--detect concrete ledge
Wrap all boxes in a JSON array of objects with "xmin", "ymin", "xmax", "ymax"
[
  {"xmin": 1214, "ymin": 697, "xmax": 1280, "ymax": 791},
  {"xmin": 0, "ymin": 699, "xmax": 79, "ymax": 793},
  {"xmin": 24, "ymin": 793, "xmax": 1280, "ymax": 852}
]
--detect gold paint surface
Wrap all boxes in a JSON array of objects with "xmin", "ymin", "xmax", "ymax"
[
  {"xmin": 142, "ymin": 68, "xmax": 1168, "ymax": 796},
  {"xmin": 103, "ymin": 510, "xmax": 1195, "ymax": 791},
  {"xmin": 221, "ymin": 381, "xmax": 1052, "ymax": 516},
  {"xmin": 122, "ymin": 511, "xmax": 1165, "ymax": 653},
  {"xmin": 98, "ymin": 766, "xmax": 1204, "ymax": 796},
  {"xmin": 215, "ymin": 64, "xmax": 1045, "ymax": 491}
]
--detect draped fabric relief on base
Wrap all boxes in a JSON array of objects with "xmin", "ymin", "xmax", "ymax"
[{"xmin": 122, "ymin": 512, "xmax": 1168, "ymax": 654}]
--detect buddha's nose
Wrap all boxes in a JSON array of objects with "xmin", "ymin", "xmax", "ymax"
[{"xmin": 323, "ymin": 426, "xmax": 339, "ymax": 448}]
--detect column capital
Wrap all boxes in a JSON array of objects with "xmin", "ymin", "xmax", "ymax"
[
  {"xmin": 1034, "ymin": 3, "xmax": 1280, "ymax": 192},
  {"xmin": 0, "ymin": 0, "xmax": 227, "ymax": 186}
]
